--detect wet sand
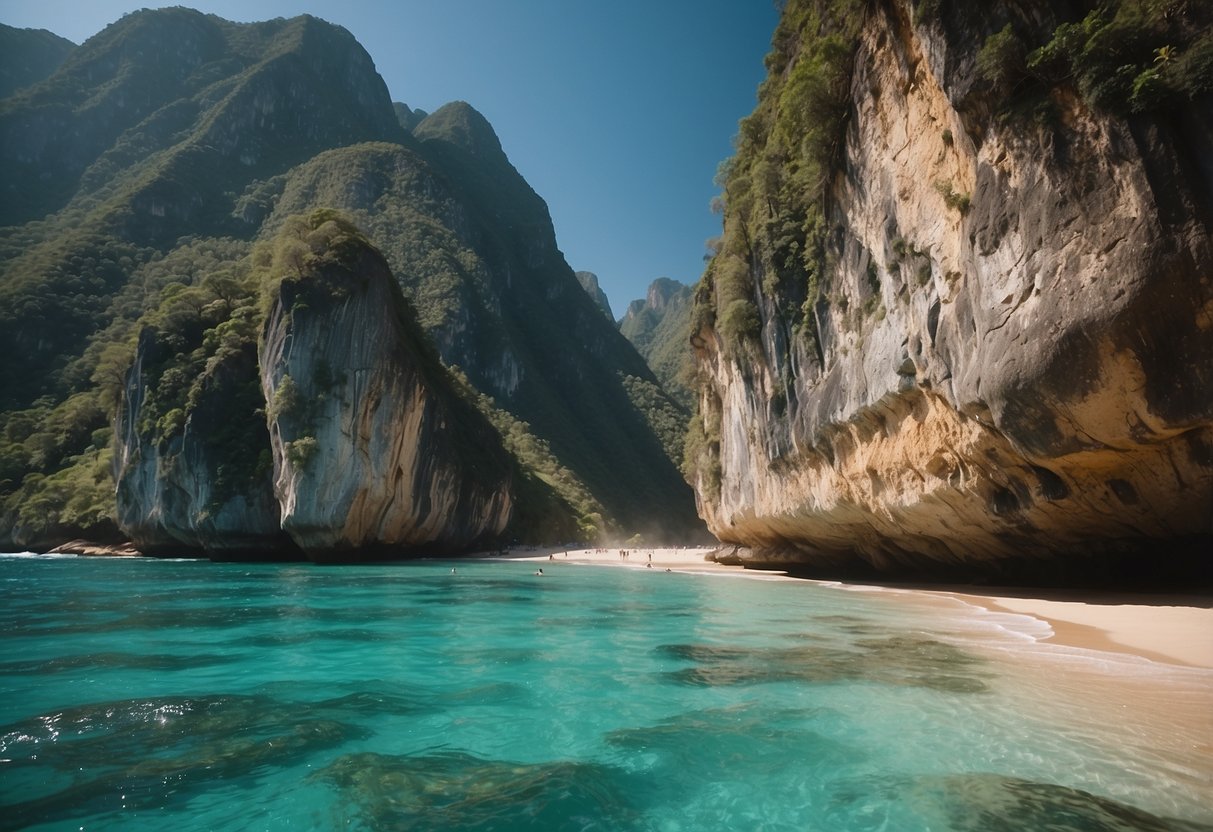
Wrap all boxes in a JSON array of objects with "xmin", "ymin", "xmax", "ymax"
[{"xmin": 967, "ymin": 593, "xmax": 1213, "ymax": 669}]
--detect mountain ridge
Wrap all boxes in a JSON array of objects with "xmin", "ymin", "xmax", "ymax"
[{"xmin": 0, "ymin": 7, "xmax": 703, "ymax": 554}]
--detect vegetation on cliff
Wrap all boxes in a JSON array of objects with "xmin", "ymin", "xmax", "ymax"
[
  {"xmin": 966, "ymin": 0, "xmax": 1213, "ymax": 116},
  {"xmin": 687, "ymin": 0, "xmax": 868, "ymax": 501},
  {"xmin": 696, "ymin": 0, "xmax": 1212, "ymax": 363}
]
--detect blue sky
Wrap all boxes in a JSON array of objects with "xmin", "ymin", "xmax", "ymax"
[{"xmin": 0, "ymin": 0, "xmax": 778, "ymax": 315}]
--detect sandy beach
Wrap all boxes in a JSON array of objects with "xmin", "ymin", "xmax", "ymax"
[{"xmin": 492, "ymin": 545, "xmax": 1213, "ymax": 671}]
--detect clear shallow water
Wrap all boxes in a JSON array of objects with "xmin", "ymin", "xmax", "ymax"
[{"xmin": 1, "ymin": 555, "xmax": 1209, "ymax": 832}]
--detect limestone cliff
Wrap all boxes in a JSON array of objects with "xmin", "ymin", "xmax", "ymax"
[
  {"xmin": 259, "ymin": 216, "xmax": 514, "ymax": 558},
  {"xmin": 689, "ymin": 0, "xmax": 1213, "ymax": 581},
  {"xmin": 115, "ymin": 334, "xmax": 291, "ymax": 558}
]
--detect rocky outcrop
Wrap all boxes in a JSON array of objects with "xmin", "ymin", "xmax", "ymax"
[
  {"xmin": 259, "ymin": 217, "xmax": 514, "ymax": 558},
  {"xmin": 114, "ymin": 334, "xmax": 293, "ymax": 558},
  {"xmin": 690, "ymin": 0, "xmax": 1213, "ymax": 581},
  {"xmin": 576, "ymin": 271, "xmax": 615, "ymax": 321},
  {"xmin": 47, "ymin": 540, "xmax": 142, "ymax": 557}
]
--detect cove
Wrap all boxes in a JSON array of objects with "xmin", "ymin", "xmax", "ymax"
[{"xmin": 1, "ymin": 554, "xmax": 1209, "ymax": 831}]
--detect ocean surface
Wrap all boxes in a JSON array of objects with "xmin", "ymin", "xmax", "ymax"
[{"xmin": 1, "ymin": 553, "xmax": 1210, "ymax": 832}]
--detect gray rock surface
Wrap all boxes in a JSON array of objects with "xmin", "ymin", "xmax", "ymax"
[
  {"xmin": 259, "ymin": 221, "xmax": 514, "ymax": 558},
  {"xmin": 115, "ymin": 336, "xmax": 290, "ymax": 557},
  {"xmin": 691, "ymin": 0, "xmax": 1213, "ymax": 579}
]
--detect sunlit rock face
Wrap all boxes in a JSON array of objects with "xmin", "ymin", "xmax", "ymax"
[
  {"xmin": 690, "ymin": 0, "xmax": 1213, "ymax": 580},
  {"xmin": 259, "ymin": 222, "xmax": 514, "ymax": 559}
]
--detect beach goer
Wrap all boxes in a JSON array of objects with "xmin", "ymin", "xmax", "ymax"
[{"xmin": 535, "ymin": 568, "xmax": 544, "ymax": 576}]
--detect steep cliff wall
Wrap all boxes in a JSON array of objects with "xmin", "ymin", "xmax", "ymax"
[
  {"xmin": 259, "ymin": 216, "xmax": 514, "ymax": 558},
  {"xmin": 690, "ymin": 0, "xmax": 1213, "ymax": 580},
  {"xmin": 115, "ymin": 334, "xmax": 291, "ymax": 557}
]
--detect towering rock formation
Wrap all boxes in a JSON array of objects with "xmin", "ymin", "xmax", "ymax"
[
  {"xmin": 688, "ymin": 0, "xmax": 1213, "ymax": 581},
  {"xmin": 258, "ymin": 215, "xmax": 514, "ymax": 558},
  {"xmin": 114, "ymin": 214, "xmax": 516, "ymax": 560},
  {"xmin": 114, "ymin": 336, "xmax": 290, "ymax": 558}
]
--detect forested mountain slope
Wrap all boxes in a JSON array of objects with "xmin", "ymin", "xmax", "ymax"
[
  {"xmin": 0, "ymin": 23, "xmax": 75, "ymax": 99},
  {"xmin": 620, "ymin": 277, "xmax": 695, "ymax": 411},
  {"xmin": 0, "ymin": 8, "xmax": 701, "ymax": 554}
]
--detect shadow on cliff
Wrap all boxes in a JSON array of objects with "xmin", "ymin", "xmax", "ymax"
[{"xmin": 716, "ymin": 537, "xmax": 1213, "ymax": 598}]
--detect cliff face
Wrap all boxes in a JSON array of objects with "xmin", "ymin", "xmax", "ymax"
[
  {"xmin": 113, "ymin": 216, "xmax": 516, "ymax": 560},
  {"xmin": 690, "ymin": 0, "xmax": 1213, "ymax": 579},
  {"xmin": 115, "ymin": 334, "xmax": 290, "ymax": 557},
  {"xmin": 259, "ymin": 219, "xmax": 514, "ymax": 558}
]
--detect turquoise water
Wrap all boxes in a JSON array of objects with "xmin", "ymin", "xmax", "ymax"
[{"xmin": 1, "ymin": 554, "xmax": 1210, "ymax": 831}]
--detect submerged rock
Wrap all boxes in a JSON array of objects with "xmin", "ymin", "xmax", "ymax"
[
  {"xmin": 829, "ymin": 772, "xmax": 1213, "ymax": 832},
  {"xmin": 316, "ymin": 751, "xmax": 644, "ymax": 830},
  {"xmin": 259, "ymin": 215, "xmax": 514, "ymax": 558},
  {"xmin": 658, "ymin": 633, "xmax": 989, "ymax": 693},
  {"xmin": 0, "ymin": 693, "xmax": 366, "ymax": 830}
]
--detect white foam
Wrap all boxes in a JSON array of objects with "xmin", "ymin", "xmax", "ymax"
[{"xmin": 0, "ymin": 551, "xmax": 77, "ymax": 559}]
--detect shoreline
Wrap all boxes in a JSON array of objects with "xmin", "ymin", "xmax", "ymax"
[
  {"xmin": 490, "ymin": 545, "xmax": 1213, "ymax": 670},
  {"xmin": 8, "ymin": 544, "xmax": 1211, "ymax": 670}
]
